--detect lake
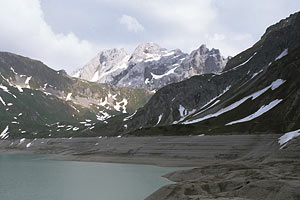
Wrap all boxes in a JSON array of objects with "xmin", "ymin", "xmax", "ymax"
[{"xmin": 0, "ymin": 154, "xmax": 179, "ymax": 200}]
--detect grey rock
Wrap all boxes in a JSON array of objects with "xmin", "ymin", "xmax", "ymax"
[{"xmin": 72, "ymin": 42, "xmax": 227, "ymax": 90}]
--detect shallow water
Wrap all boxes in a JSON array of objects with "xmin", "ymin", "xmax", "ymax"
[{"xmin": 0, "ymin": 154, "xmax": 179, "ymax": 200}]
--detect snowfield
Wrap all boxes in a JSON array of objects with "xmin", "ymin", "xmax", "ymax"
[
  {"xmin": 279, "ymin": 129, "xmax": 300, "ymax": 149},
  {"xmin": 226, "ymin": 99, "xmax": 283, "ymax": 125},
  {"xmin": 184, "ymin": 79, "xmax": 286, "ymax": 124}
]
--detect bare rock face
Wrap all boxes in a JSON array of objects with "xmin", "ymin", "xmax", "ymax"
[
  {"xmin": 186, "ymin": 45, "xmax": 228, "ymax": 74},
  {"xmin": 72, "ymin": 42, "xmax": 227, "ymax": 90},
  {"xmin": 72, "ymin": 48, "xmax": 130, "ymax": 83}
]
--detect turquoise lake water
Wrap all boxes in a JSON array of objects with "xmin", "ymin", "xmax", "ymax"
[{"xmin": 0, "ymin": 154, "xmax": 179, "ymax": 200}]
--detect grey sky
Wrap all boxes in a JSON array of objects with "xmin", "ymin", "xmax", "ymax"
[{"xmin": 0, "ymin": 0, "xmax": 299, "ymax": 73}]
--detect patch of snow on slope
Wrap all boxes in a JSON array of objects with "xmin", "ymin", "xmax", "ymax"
[
  {"xmin": 66, "ymin": 93, "xmax": 72, "ymax": 101},
  {"xmin": 184, "ymin": 97, "xmax": 250, "ymax": 124},
  {"xmin": 43, "ymin": 92, "xmax": 52, "ymax": 96},
  {"xmin": 123, "ymin": 110, "xmax": 137, "ymax": 121},
  {"xmin": 96, "ymin": 111, "xmax": 111, "ymax": 121},
  {"xmin": 184, "ymin": 79, "xmax": 285, "ymax": 124},
  {"xmin": 199, "ymin": 86, "xmax": 231, "ymax": 110},
  {"xmin": 193, "ymin": 100, "xmax": 221, "ymax": 118},
  {"xmin": 250, "ymin": 70, "xmax": 263, "ymax": 79},
  {"xmin": 0, "ymin": 96, "xmax": 6, "ymax": 106},
  {"xmin": 10, "ymin": 67, "xmax": 17, "ymax": 74},
  {"xmin": 25, "ymin": 76, "xmax": 32, "ymax": 88},
  {"xmin": 26, "ymin": 142, "xmax": 32, "ymax": 148},
  {"xmin": 271, "ymin": 79, "xmax": 286, "ymax": 90},
  {"xmin": 155, "ymin": 114, "xmax": 163, "ymax": 126},
  {"xmin": 99, "ymin": 97, "xmax": 108, "ymax": 107},
  {"xmin": 226, "ymin": 99, "xmax": 283, "ymax": 125},
  {"xmin": 145, "ymin": 78, "xmax": 150, "ymax": 84},
  {"xmin": 162, "ymin": 51, "xmax": 175, "ymax": 57},
  {"xmin": 173, "ymin": 86, "xmax": 231, "ymax": 124},
  {"xmin": 151, "ymin": 66, "xmax": 179, "ymax": 79},
  {"xmin": 19, "ymin": 138, "xmax": 25, "ymax": 144},
  {"xmin": 0, "ymin": 85, "xmax": 16, "ymax": 98},
  {"xmin": 232, "ymin": 52, "xmax": 257, "ymax": 70},
  {"xmin": 275, "ymin": 49, "xmax": 288, "ymax": 61},
  {"xmin": 72, "ymin": 70, "xmax": 81, "ymax": 78},
  {"xmin": 173, "ymin": 105, "xmax": 196, "ymax": 124},
  {"xmin": 0, "ymin": 125, "xmax": 9, "ymax": 139},
  {"xmin": 179, "ymin": 105, "xmax": 188, "ymax": 118},
  {"xmin": 14, "ymin": 85, "xmax": 23, "ymax": 92},
  {"xmin": 43, "ymin": 83, "xmax": 48, "ymax": 90},
  {"xmin": 279, "ymin": 129, "xmax": 300, "ymax": 149},
  {"xmin": 108, "ymin": 93, "xmax": 117, "ymax": 100},
  {"xmin": 90, "ymin": 71, "xmax": 100, "ymax": 82},
  {"xmin": 144, "ymin": 55, "xmax": 161, "ymax": 63},
  {"xmin": 114, "ymin": 98, "xmax": 128, "ymax": 113}
]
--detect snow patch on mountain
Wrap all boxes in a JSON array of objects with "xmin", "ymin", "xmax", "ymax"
[
  {"xmin": 114, "ymin": 98, "xmax": 128, "ymax": 113},
  {"xmin": 184, "ymin": 79, "xmax": 285, "ymax": 124},
  {"xmin": 279, "ymin": 129, "xmax": 300, "ymax": 149},
  {"xmin": 96, "ymin": 111, "xmax": 111, "ymax": 121},
  {"xmin": 275, "ymin": 49, "xmax": 288, "ymax": 61},
  {"xmin": 232, "ymin": 52, "xmax": 257, "ymax": 70},
  {"xmin": 123, "ymin": 111, "xmax": 137, "ymax": 121},
  {"xmin": 72, "ymin": 42, "xmax": 227, "ymax": 90},
  {"xmin": 0, "ymin": 125, "xmax": 9, "ymax": 139},
  {"xmin": 25, "ymin": 76, "xmax": 32, "ymax": 88},
  {"xmin": 226, "ymin": 99, "xmax": 283, "ymax": 125},
  {"xmin": 155, "ymin": 114, "xmax": 163, "ymax": 126},
  {"xmin": 151, "ymin": 66, "xmax": 179, "ymax": 79},
  {"xmin": 66, "ymin": 93, "xmax": 72, "ymax": 101},
  {"xmin": 0, "ymin": 96, "xmax": 6, "ymax": 106}
]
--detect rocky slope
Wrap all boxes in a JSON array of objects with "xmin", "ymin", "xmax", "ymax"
[
  {"xmin": 73, "ymin": 43, "xmax": 227, "ymax": 90},
  {"xmin": 92, "ymin": 11, "xmax": 300, "ymax": 137},
  {"xmin": 0, "ymin": 52, "xmax": 152, "ymax": 139}
]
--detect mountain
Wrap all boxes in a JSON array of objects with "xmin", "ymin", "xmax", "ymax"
[
  {"xmin": 0, "ymin": 52, "xmax": 152, "ymax": 139},
  {"xmin": 93, "ymin": 11, "xmax": 300, "ymax": 137},
  {"xmin": 2, "ymin": 12, "xmax": 300, "ymax": 139},
  {"xmin": 72, "ymin": 43, "xmax": 227, "ymax": 90}
]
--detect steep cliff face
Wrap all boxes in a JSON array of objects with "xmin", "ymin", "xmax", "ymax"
[
  {"xmin": 72, "ymin": 48, "xmax": 130, "ymax": 83},
  {"xmin": 72, "ymin": 42, "xmax": 227, "ymax": 90}
]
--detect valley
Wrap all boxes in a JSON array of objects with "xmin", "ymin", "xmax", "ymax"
[{"xmin": 1, "ymin": 9, "xmax": 300, "ymax": 200}]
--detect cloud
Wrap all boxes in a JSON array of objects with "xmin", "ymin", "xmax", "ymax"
[
  {"xmin": 1, "ymin": 0, "xmax": 299, "ymax": 72},
  {"xmin": 119, "ymin": 15, "xmax": 145, "ymax": 33},
  {"xmin": 0, "ymin": 0, "xmax": 99, "ymax": 73},
  {"xmin": 211, "ymin": 34, "xmax": 226, "ymax": 41}
]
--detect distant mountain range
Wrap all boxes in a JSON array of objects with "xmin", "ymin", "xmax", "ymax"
[
  {"xmin": 72, "ymin": 43, "xmax": 228, "ymax": 90},
  {"xmin": 94, "ymin": 11, "xmax": 300, "ymax": 137},
  {"xmin": 1, "ymin": 11, "xmax": 300, "ymax": 140}
]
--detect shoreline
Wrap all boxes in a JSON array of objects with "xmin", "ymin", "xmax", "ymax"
[
  {"xmin": 0, "ymin": 134, "xmax": 281, "ymax": 167},
  {"xmin": 1, "ymin": 134, "xmax": 300, "ymax": 200},
  {"xmin": 0, "ymin": 146, "xmax": 216, "ymax": 167}
]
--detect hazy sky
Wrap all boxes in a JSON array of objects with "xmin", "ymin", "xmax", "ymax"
[{"xmin": 0, "ymin": 0, "xmax": 299, "ymax": 73}]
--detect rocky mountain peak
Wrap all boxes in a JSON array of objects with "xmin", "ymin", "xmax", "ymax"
[
  {"xmin": 131, "ymin": 42, "xmax": 166, "ymax": 61},
  {"xmin": 198, "ymin": 44, "xmax": 209, "ymax": 55},
  {"xmin": 134, "ymin": 42, "xmax": 163, "ymax": 54},
  {"xmin": 73, "ymin": 42, "xmax": 227, "ymax": 90},
  {"xmin": 98, "ymin": 48, "xmax": 129, "ymax": 65}
]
